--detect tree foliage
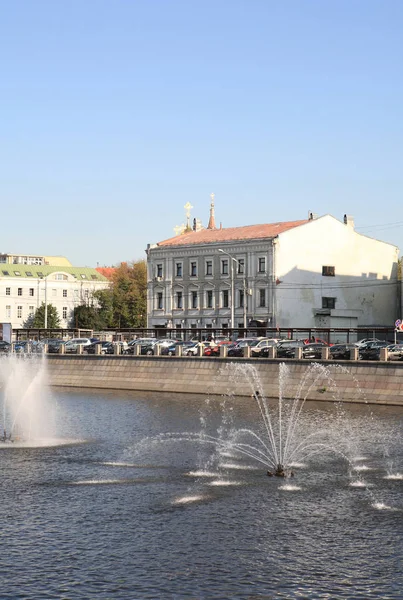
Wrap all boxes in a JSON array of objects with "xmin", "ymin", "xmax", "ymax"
[
  {"xmin": 73, "ymin": 260, "xmax": 147, "ymax": 330},
  {"xmin": 27, "ymin": 303, "xmax": 61, "ymax": 328},
  {"xmin": 93, "ymin": 260, "xmax": 147, "ymax": 328}
]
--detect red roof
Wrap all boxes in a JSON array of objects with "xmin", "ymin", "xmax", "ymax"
[
  {"xmin": 96, "ymin": 267, "xmax": 116, "ymax": 279},
  {"xmin": 157, "ymin": 220, "xmax": 309, "ymax": 247}
]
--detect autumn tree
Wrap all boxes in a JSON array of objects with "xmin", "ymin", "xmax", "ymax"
[{"xmin": 93, "ymin": 260, "xmax": 147, "ymax": 328}]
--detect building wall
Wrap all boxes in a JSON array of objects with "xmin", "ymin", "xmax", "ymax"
[
  {"xmin": 147, "ymin": 241, "xmax": 275, "ymax": 330},
  {"xmin": 275, "ymin": 216, "xmax": 399, "ymax": 328},
  {"xmin": 0, "ymin": 270, "xmax": 109, "ymax": 329}
]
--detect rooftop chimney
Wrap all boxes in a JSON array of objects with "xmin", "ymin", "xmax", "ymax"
[{"xmin": 343, "ymin": 214, "xmax": 354, "ymax": 229}]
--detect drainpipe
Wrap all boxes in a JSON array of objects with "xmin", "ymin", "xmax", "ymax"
[{"xmin": 271, "ymin": 238, "xmax": 277, "ymax": 328}]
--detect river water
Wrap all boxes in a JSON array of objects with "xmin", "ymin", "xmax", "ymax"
[{"xmin": 1, "ymin": 387, "xmax": 402, "ymax": 599}]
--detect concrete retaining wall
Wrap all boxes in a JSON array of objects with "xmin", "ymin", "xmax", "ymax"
[{"xmin": 46, "ymin": 355, "xmax": 403, "ymax": 406}]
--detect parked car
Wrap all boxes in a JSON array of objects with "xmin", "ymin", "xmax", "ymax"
[
  {"xmin": 126, "ymin": 338, "xmax": 156, "ymax": 355},
  {"xmin": 14, "ymin": 340, "xmax": 29, "ymax": 353},
  {"xmin": 160, "ymin": 341, "xmax": 190, "ymax": 356},
  {"xmin": 227, "ymin": 339, "xmax": 261, "ymax": 357},
  {"xmin": 85, "ymin": 341, "xmax": 114, "ymax": 355},
  {"xmin": 274, "ymin": 340, "xmax": 305, "ymax": 359},
  {"xmin": 302, "ymin": 342, "xmax": 328, "ymax": 360},
  {"xmin": 355, "ymin": 338, "xmax": 383, "ymax": 348},
  {"xmin": 386, "ymin": 344, "xmax": 403, "ymax": 361},
  {"xmin": 250, "ymin": 338, "xmax": 279, "ymax": 357},
  {"xmin": 183, "ymin": 341, "xmax": 216, "ymax": 356},
  {"xmin": 359, "ymin": 341, "xmax": 389, "ymax": 361},
  {"xmin": 64, "ymin": 338, "xmax": 92, "ymax": 353},
  {"xmin": 204, "ymin": 340, "xmax": 233, "ymax": 357},
  {"xmin": 329, "ymin": 344, "xmax": 358, "ymax": 360},
  {"xmin": 46, "ymin": 339, "xmax": 66, "ymax": 353},
  {"xmin": 0, "ymin": 340, "xmax": 11, "ymax": 354}
]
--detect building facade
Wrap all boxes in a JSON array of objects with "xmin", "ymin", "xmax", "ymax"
[
  {"xmin": 0, "ymin": 255, "xmax": 109, "ymax": 329},
  {"xmin": 146, "ymin": 213, "xmax": 399, "ymax": 332}
]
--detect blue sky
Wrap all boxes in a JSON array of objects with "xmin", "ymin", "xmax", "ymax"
[{"xmin": 1, "ymin": 0, "xmax": 402, "ymax": 266}]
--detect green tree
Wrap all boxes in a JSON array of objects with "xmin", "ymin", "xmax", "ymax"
[
  {"xmin": 73, "ymin": 304, "xmax": 109, "ymax": 330},
  {"xmin": 29, "ymin": 303, "xmax": 61, "ymax": 328},
  {"xmin": 93, "ymin": 260, "xmax": 147, "ymax": 328}
]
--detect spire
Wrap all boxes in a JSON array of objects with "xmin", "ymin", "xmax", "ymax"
[{"xmin": 207, "ymin": 192, "xmax": 216, "ymax": 230}]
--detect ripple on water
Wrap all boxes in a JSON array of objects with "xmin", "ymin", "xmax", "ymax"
[
  {"xmin": 278, "ymin": 484, "xmax": 302, "ymax": 491},
  {"xmin": 172, "ymin": 495, "xmax": 208, "ymax": 504},
  {"xmin": 219, "ymin": 463, "xmax": 258, "ymax": 470},
  {"xmin": 384, "ymin": 473, "xmax": 403, "ymax": 480},
  {"xmin": 207, "ymin": 480, "xmax": 242, "ymax": 486},
  {"xmin": 186, "ymin": 470, "xmax": 218, "ymax": 477}
]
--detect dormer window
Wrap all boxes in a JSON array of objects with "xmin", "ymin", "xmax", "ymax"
[{"xmin": 322, "ymin": 266, "xmax": 335, "ymax": 277}]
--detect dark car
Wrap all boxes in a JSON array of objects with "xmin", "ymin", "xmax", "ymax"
[
  {"xmin": 86, "ymin": 341, "xmax": 114, "ymax": 355},
  {"xmin": 160, "ymin": 341, "xmax": 188, "ymax": 356},
  {"xmin": 0, "ymin": 340, "xmax": 11, "ymax": 354},
  {"xmin": 274, "ymin": 341, "xmax": 305, "ymax": 359},
  {"xmin": 46, "ymin": 339, "xmax": 66, "ymax": 353},
  {"xmin": 329, "ymin": 344, "xmax": 358, "ymax": 360},
  {"xmin": 227, "ymin": 339, "xmax": 258, "ymax": 357},
  {"xmin": 302, "ymin": 343, "xmax": 328, "ymax": 360},
  {"xmin": 359, "ymin": 341, "xmax": 389, "ymax": 361}
]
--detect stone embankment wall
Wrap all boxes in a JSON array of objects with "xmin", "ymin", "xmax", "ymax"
[{"xmin": 46, "ymin": 355, "xmax": 403, "ymax": 406}]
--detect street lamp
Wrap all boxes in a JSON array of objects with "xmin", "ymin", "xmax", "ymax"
[{"xmin": 218, "ymin": 249, "xmax": 247, "ymax": 335}]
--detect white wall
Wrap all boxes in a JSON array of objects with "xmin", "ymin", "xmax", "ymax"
[{"xmin": 275, "ymin": 215, "xmax": 399, "ymax": 328}]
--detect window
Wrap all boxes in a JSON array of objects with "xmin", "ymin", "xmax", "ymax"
[
  {"xmin": 17, "ymin": 306, "xmax": 23, "ymax": 318},
  {"xmin": 191, "ymin": 291, "xmax": 198, "ymax": 309},
  {"xmin": 259, "ymin": 288, "xmax": 266, "ymax": 307},
  {"xmin": 29, "ymin": 288, "xmax": 34, "ymax": 296},
  {"xmin": 74, "ymin": 289, "xmax": 79, "ymax": 297},
  {"xmin": 176, "ymin": 291, "xmax": 183, "ymax": 309},
  {"xmin": 63, "ymin": 289, "xmax": 67, "ymax": 297},
  {"xmin": 62, "ymin": 307, "xmax": 68, "ymax": 319},
  {"xmin": 37, "ymin": 272, "xmax": 44, "ymax": 278},
  {"xmin": 223, "ymin": 290, "xmax": 229, "ymax": 308},
  {"xmin": 258, "ymin": 257, "xmax": 266, "ymax": 273},
  {"xmin": 25, "ymin": 271, "xmax": 33, "ymax": 277},
  {"xmin": 52, "ymin": 289, "xmax": 57, "ymax": 297},
  {"xmin": 205, "ymin": 260, "xmax": 213, "ymax": 276},
  {"xmin": 190, "ymin": 261, "xmax": 197, "ymax": 277},
  {"xmin": 80, "ymin": 274, "xmax": 87, "ymax": 279},
  {"xmin": 156, "ymin": 264, "xmax": 163, "ymax": 278},
  {"xmin": 29, "ymin": 306, "xmax": 35, "ymax": 315},
  {"xmin": 176, "ymin": 263, "xmax": 183, "ymax": 277},
  {"xmin": 322, "ymin": 297, "xmax": 336, "ymax": 309},
  {"xmin": 5, "ymin": 287, "xmax": 10, "ymax": 296},
  {"xmin": 322, "ymin": 266, "xmax": 335, "ymax": 277},
  {"xmin": 15, "ymin": 271, "xmax": 21, "ymax": 276},
  {"xmin": 55, "ymin": 273, "xmax": 68, "ymax": 281},
  {"xmin": 91, "ymin": 275, "xmax": 98, "ymax": 280},
  {"xmin": 239, "ymin": 289, "xmax": 244, "ymax": 307},
  {"xmin": 221, "ymin": 259, "xmax": 229, "ymax": 275},
  {"xmin": 157, "ymin": 292, "xmax": 163, "ymax": 309},
  {"xmin": 207, "ymin": 290, "xmax": 213, "ymax": 308},
  {"xmin": 5, "ymin": 305, "xmax": 11, "ymax": 318},
  {"xmin": 237, "ymin": 259, "xmax": 244, "ymax": 275},
  {"xmin": 18, "ymin": 288, "xmax": 22, "ymax": 296},
  {"xmin": 2, "ymin": 270, "xmax": 9, "ymax": 276}
]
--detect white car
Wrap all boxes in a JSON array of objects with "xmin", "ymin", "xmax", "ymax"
[{"xmin": 64, "ymin": 338, "xmax": 92, "ymax": 353}]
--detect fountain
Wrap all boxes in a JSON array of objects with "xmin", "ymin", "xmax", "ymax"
[
  {"xmin": 0, "ymin": 353, "xmax": 56, "ymax": 446},
  {"xmin": 127, "ymin": 362, "xmax": 402, "ymax": 492}
]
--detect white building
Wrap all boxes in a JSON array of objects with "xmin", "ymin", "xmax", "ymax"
[
  {"xmin": 146, "ymin": 210, "xmax": 399, "ymax": 332},
  {"xmin": 0, "ymin": 255, "xmax": 109, "ymax": 329}
]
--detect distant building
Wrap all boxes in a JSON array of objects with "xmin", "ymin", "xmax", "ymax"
[
  {"xmin": 146, "ymin": 206, "xmax": 399, "ymax": 333},
  {"xmin": 0, "ymin": 252, "xmax": 72, "ymax": 267},
  {"xmin": 0, "ymin": 256, "xmax": 109, "ymax": 329}
]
